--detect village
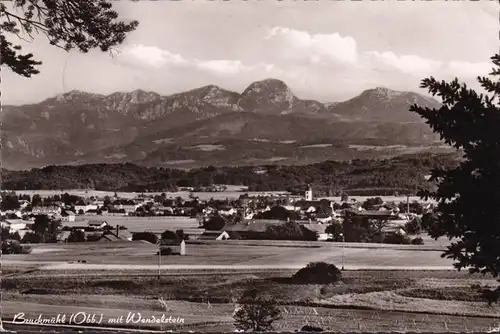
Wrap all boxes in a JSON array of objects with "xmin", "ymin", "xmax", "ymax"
[{"xmin": 0, "ymin": 186, "xmax": 434, "ymax": 255}]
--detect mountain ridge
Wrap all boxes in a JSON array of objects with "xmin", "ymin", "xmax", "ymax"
[{"xmin": 1, "ymin": 78, "xmax": 446, "ymax": 171}]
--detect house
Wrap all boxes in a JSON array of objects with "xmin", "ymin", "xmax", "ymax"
[
  {"xmin": 61, "ymin": 210, "xmax": 76, "ymax": 222},
  {"xmin": 159, "ymin": 239, "xmax": 186, "ymax": 255},
  {"xmin": 74, "ymin": 204, "xmax": 99, "ymax": 214},
  {"xmin": 223, "ymin": 219, "xmax": 286, "ymax": 239},
  {"xmin": 86, "ymin": 209, "xmax": 101, "ymax": 216},
  {"xmin": 97, "ymin": 233, "xmax": 121, "ymax": 242},
  {"xmin": 197, "ymin": 230, "xmax": 230, "ymax": 241},
  {"xmin": 1, "ymin": 219, "xmax": 31, "ymax": 232},
  {"xmin": 316, "ymin": 213, "xmax": 333, "ymax": 224},
  {"xmin": 1, "ymin": 210, "xmax": 23, "ymax": 218},
  {"xmin": 218, "ymin": 208, "xmax": 237, "ymax": 216},
  {"xmin": 87, "ymin": 220, "xmax": 108, "ymax": 230},
  {"xmin": 118, "ymin": 204, "xmax": 140, "ymax": 214},
  {"xmin": 343, "ymin": 209, "xmax": 393, "ymax": 220},
  {"xmin": 115, "ymin": 229, "xmax": 133, "ymax": 241},
  {"xmin": 302, "ymin": 224, "xmax": 332, "ymax": 241},
  {"xmin": 31, "ymin": 206, "xmax": 62, "ymax": 215},
  {"xmin": 57, "ymin": 231, "xmax": 72, "ymax": 243}
]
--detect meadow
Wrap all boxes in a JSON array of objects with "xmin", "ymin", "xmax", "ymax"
[
  {"xmin": 2, "ymin": 268, "xmax": 500, "ymax": 332},
  {"xmin": 4, "ymin": 239, "xmax": 453, "ymax": 269},
  {"xmin": 3, "ymin": 238, "xmax": 498, "ymax": 332},
  {"xmin": 72, "ymin": 215, "xmax": 200, "ymax": 233}
]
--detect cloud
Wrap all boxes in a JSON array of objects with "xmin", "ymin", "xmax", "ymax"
[
  {"xmin": 446, "ymin": 61, "xmax": 493, "ymax": 78},
  {"xmin": 118, "ymin": 44, "xmax": 277, "ymax": 78},
  {"xmin": 266, "ymin": 27, "xmax": 358, "ymax": 65},
  {"xmin": 119, "ymin": 44, "xmax": 188, "ymax": 68},
  {"xmin": 365, "ymin": 51, "xmax": 443, "ymax": 76}
]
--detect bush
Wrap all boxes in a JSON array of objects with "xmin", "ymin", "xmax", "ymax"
[
  {"xmin": 383, "ymin": 232, "xmax": 411, "ymax": 245},
  {"xmin": 404, "ymin": 217, "xmax": 423, "ymax": 235},
  {"xmin": 411, "ymin": 237, "xmax": 424, "ymax": 245},
  {"xmin": 1, "ymin": 240, "xmax": 23, "ymax": 254},
  {"xmin": 132, "ymin": 232, "xmax": 158, "ymax": 244},
  {"xmin": 292, "ymin": 262, "xmax": 342, "ymax": 284},
  {"xmin": 21, "ymin": 232, "xmax": 43, "ymax": 244},
  {"xmin": 67, "ymin": 230, "xmax": 86, "ymax": 242},
  {"xmin": 158, "ymin": 247, "xmax": 173, "ymax": 255}
]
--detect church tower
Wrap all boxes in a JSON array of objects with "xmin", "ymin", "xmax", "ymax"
[{"xmin": 305, "ymin": 185, "xmax": 313, "ymax": 201}]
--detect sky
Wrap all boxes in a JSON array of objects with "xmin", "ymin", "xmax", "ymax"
[{"xmin": 2, "ymin": 0, "xmax": 499, "ymax": 105}]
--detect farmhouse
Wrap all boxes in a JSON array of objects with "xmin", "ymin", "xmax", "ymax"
[
  {"xmin": 87, "ymin": 220, "xmax": 109, "ymax": 230},
  {"xmin": 57, "ymin": 231, "xmax": 71, "ymax": 243},
  {"xmin": 223, "ymin": 219, "xmax": 286, "ymax": 239},
  {"xmin": 31, "ymin": 206, "xmax": 62, "ymax": 215},
  {"xmin": 1, "ymin": 219, "xmax": 32, "ymax": 232},
  {"xmin": 97, "ymin": 232, "xmax": 121, "ymax": 242},
  {"xmin": 115, "ymin": 229, "xmax": 133, "ymax": 241},
  {"xmin": 1, "ymin": 210, "xmax": 23, "ymax": 218},
  {"xmin": 61, "ymin": 210, "xmax": 76, "ymax": 222},
  {"xmin": 159, "ymin": 239, "xmax": 186, "ymax": 255},
  {"xmin": 74, "ymin": 204, "xmax": 98, "ymax": 214},
  {"xmin": 197, "ymin": 230, "xmax": 230, "ymax": 241},
  {"xmin": 302, "ymin": 224, "xmax": 332, "ymax": 241},
  {"xmin": 343, "ymin": 209, "xmax": 393, "ymax": 220}
]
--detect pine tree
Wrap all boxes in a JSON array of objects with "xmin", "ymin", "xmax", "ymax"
[
  {"xmin": 0, "ymin": 0, "xmax": 138, "ymax": 77},
  {"xmin": 410, "ymin": 54, "xmax": 500, "ymax": 277}
]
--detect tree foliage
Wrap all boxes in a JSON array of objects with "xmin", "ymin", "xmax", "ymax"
[
  {"xmin": 203, "ymin": 215, "xmax": 226, "ymax": 231},
  {"xmin": 410, "ymin": 54, "xmax": 500, "ymax": 277},
  {"xmin": 2, "ymin": 153, "xmax": 459, "ymax": 196},
  {"xmin": 67, "ymin": 230, "xmax": 86, "ymax": 242},
  {"xmin": 233, "ymin": 288, "xmax": 282, "ymax": 332},
  {"xmin": 292, "ymin": 262, "xmax": 342, "ymax": 284},
  {"xmin": 0, "ymin": 0, "xmax": 138, "ymax": 77}
]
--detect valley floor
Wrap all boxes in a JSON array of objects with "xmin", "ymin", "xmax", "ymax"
[{"xmin": 2, "ymin": 239, "xmax": 500, "ymax": 332}]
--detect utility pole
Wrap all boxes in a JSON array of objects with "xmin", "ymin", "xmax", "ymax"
[
  {"xmin": 340, "ymin": 233, "xmax": 345, "ymax": 271},
  {"xmin": 157, "ymin": 240, "xmax": 161, "ymax": 281}
]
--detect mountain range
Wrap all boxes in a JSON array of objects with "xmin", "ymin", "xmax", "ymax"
[{"xmin": 1, "ymin": 78, "xmax": 452, "ymax": 170}]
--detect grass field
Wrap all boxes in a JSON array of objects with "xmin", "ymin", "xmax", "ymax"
[
  {"xmin": 3, "ymin": 239, "xmax": 454, "ymax": 269},
  {"xmin": 2, "ymin": 269, "xmax": 500, "ymax": 332},
  {"xmin": 2, "ymin": 239, "xmax": 499, "ymax": 332},
  {"xmin": 73, "ymin": 216, "xmax": 200, "ymax": 233}
]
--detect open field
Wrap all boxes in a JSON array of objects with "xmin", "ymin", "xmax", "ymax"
[
  {"xmin": 3, "ymin": 239, "xmax": 498, "ymax": 332},
  {"xmin": 2, "ymin": 269, "xmax": 500, "ymax": 332},
  {"xmin": 3, "ymin": 239, "xmax": 455, "ymax": 269}
]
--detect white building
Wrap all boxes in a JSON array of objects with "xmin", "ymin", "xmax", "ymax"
[{"xmin": 305, "ymin": 186, "xmax": 313, "ymax": 201}]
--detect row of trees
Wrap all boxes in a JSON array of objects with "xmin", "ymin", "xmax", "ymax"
[{"xmin": 2, "ymin": 153, "xmax": 457, "ymax": 195}]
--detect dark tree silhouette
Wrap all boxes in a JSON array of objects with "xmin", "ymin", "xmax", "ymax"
[
  {"xmin": 0, "ymin": 0, "xmax": 138, "ymax": 77},
  {"xmin": 203, "ymin": 215, "xmax": 226, "ymax": 231},
  {"xmin": 411, "ymin": 54, "xmax": 500, "ymax": 277},
  {"xmin": 292, "ymin": 262, "xmax": 342, "ymax": 284},
  {"xmin": 233, "ymin": 288, "xmax": 282, "ymax": 332},
  {"xmin": 0, "ymin": 193, "xmax": 20, "ymax": 211},
  {"xmin": 67, "ymin": 230, "xmax": 86, "ymax": 243}
]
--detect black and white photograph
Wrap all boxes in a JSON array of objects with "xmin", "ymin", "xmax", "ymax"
[{"xmin": 1, "ymin": 0, "xmax": 500, "ymax": 332}]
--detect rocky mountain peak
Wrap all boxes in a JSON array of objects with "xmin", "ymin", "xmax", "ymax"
[{"xmin": 238, "ymin": 78, "xmax": 298, "ymax": 114}]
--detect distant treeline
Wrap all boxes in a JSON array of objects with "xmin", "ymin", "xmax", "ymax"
[{"xmin": 1, "ymin": 152, "xmax": 460, "ymax": 196}]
